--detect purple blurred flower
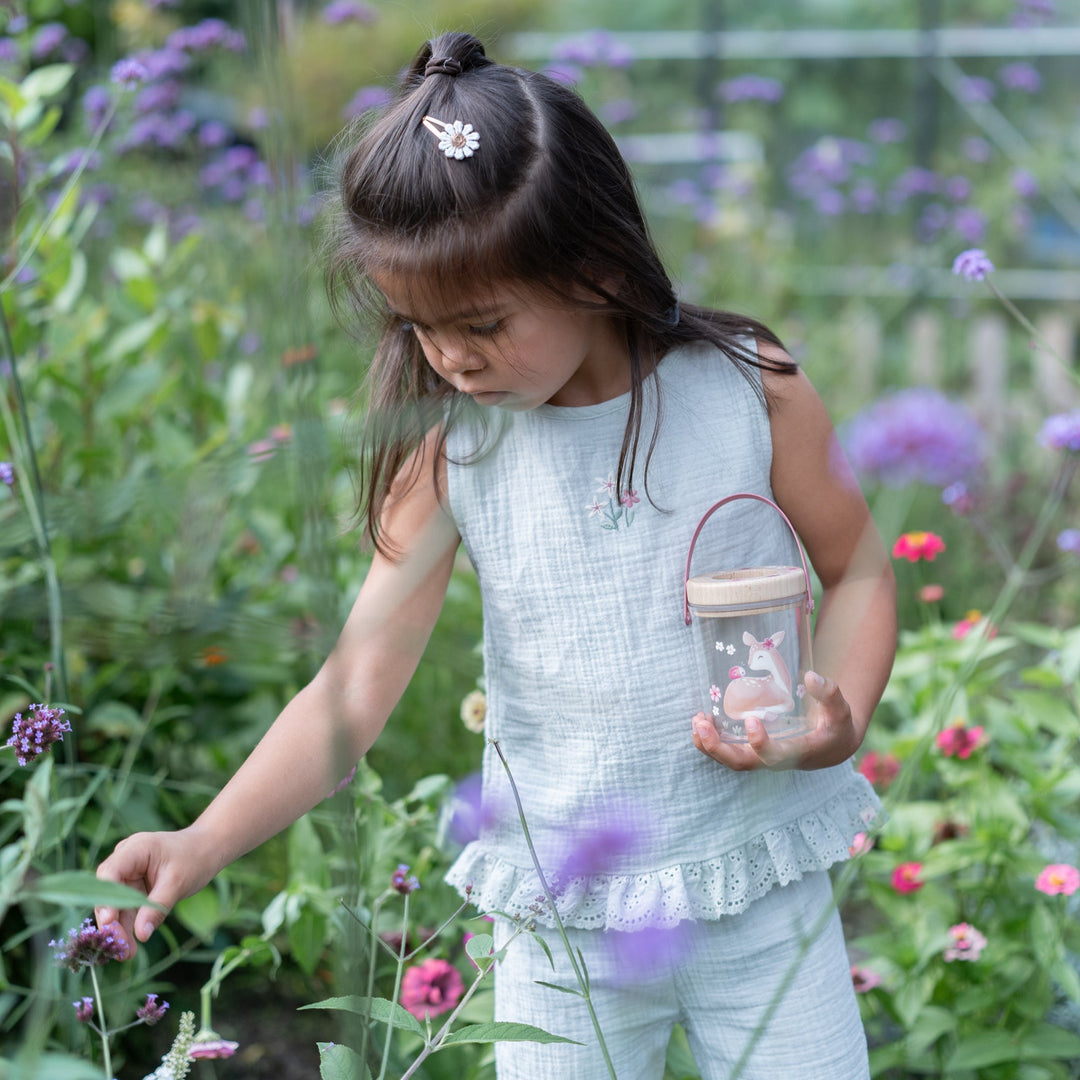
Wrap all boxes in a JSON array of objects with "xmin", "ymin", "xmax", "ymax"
[
  {"xmin": 998, "ymin": 62, "xmax": 1042, "ymax": 92},
  {"xmin": 543, "ymin": 62, "xmax": 582, "ymax": 86},
  {"xmin": 197, "ymin": 120, "xmax": 231, "ymax": 148},
  {"xmin": 1038, "ymin": 411, "xmax": 1080, "ymax": 452},
  {"xmin": 868, "ymin": 117, "xmax": 906, "ymax": 143},
  {"xmin": 850, "ymin": 180, "xmax": 878, "ymax": 213},
  {"xmin": 392, "ymin": 863, "xmax": 421, "ymax": 894},
  {"xmin": 343, "ymin": 85, "xmax": 392, "ymax": 120},
  {"xmin": 843, "ymin": 388, "xmax": 987, "ymax": 488},
  {"xmin": 50, "ymin": 919, "xmax": 130, "ymax": 972},
  {"xmin": 0, "ymin": 37, "xmax": 20, "ymax": 63},
  {"xmin": 168, "ymin": 19, "xmax": 245, "ymax": 54},
  {"xmin": 445, "ymin": 771, "xmax": 497, "ymax": 845},
  {"xmin": 137, "ymin": 47, "xmax": 190, "ymax": 80},
  {"xmin": 554, "ymin": 815, "xmax": 640, "ymax": 883},
  {"xmin": 73, "ymin": 997, "xmax": 94, "ymax": 1023},
  {"xmin": 944, "ymin": 175, "xmax": 972, "ymax": 202},
  {"xmin": 607, "ymin": 924, "xmax": 694, "ymax": 981},
  {"xmin": 815, "ymin": 189, "xmax": 845, "ymax": 216},
  {"xmin": 239, "ymin": 332, "xmax": 261, "ymax": 355},
  {"xmin": 136, "ymin": 994, "xmax": 170, "ymax": 1025},
  {"xmin": 952, "ymin": 248, "xmax": 995, "ymax": 281},
  {"xmin": 30, "ymin": 22, "xmax": 68, "ymax": 60},
  {"xmin": 82, "ymin": 85, "xmax": 111, "ymax": 130},
  {"xmin": 134, "ymin": 79, "xmax": 181, "ymax": 114},
  {"xmin": 719, "ymin": 74, "xmax": 783, "ymax": 104},
  {"xmin": 1012, "ymin": 169, "xmax": 1039, "ymax": 199},
  {"xmin": 111, "ymin": 58, "xmax": 149, "ymax": 89},
  {"xmin": 598, "ymin": 97, "xmax": 637, "ymax": 124},
  {"xmin": 322, "ymin": 0, "xmax": 377, "ymax": 24},
  {"xmin": 962, "ymin": 136, "xmax": 992, "ymax": 163},
  {"xmin": 942, "ymin": 481, "xmax": 976, "ymax": 515},
  {"xmin": 7, "ymin": 15, "xmax": 28, "ymax": 33},
  {"xmin": 62, "ymin": 38, "xmax": 88, "ymax": 64},
  {"xmin": 958, "ymin": 76, "xmax": 995, "ymax": 104},
  {"xmin": 7, "ymin": 703, "xmax": 71, "ymax": 766},
  {"xmin": 0, "ymin": 461, "xmax": 13, "ymax": 485},
  {"xmin": 917, "ymin": 203, "xmax": 949, "ymax": 241},
  {"xmin": 667, "ymin": 178, "xmax": 700, "ymax": 206},
  {"xmin": 552, "ymin": 29, "xmax": 633, "ymax": 69},
  {"xmin": 1057, "ymin": 529, "xmax": 1080, "ymax": 554},
  {"xmin": 953, "ymin": 206, "xmax": 987, "ymax": 244},
  {"xmin": 890, "ymin": 166, "xmax": 940, "ymax": 202}
]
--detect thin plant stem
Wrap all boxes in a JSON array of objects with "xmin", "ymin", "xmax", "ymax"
[
  {"xmin": 376, "ymin": 892, "xmax": 410, "ymax": 1080},
  {"xmin": 985, "ymin": 280, "xmax": 1080, "ymax": 389},
  {"xmin": 357, "ymin": 892, "xmax": 387, "ymax": 1071},
  {"xmin": 492, "ymin": 739, "xmax": 619, "ymax": 1080},
  {"xmin": 88, "ymin": 965, "xmax": 113, "ymax": 1080}
]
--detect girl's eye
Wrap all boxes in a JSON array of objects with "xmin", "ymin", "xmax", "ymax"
[{"xmin": 468, "ymin": 319, "xmax": 504, "ymax": 337}]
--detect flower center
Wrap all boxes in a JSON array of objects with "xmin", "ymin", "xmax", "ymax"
[{"xmin": 451, "ymin": 132, "xmax": 467, "ymax": 148}]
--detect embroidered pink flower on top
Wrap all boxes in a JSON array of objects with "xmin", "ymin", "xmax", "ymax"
[
  {"xmin": 1035, "ymin": 863, "xmax": 1080, "ymax": 896},
  {"xmin": 620, "ymin": 488, "xmax": 639, "ymax": 508}
]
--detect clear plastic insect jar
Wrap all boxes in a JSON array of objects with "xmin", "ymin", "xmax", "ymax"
[{"xmin": 683, "ymin": 494, "xmax": 815, "ymax": 743}]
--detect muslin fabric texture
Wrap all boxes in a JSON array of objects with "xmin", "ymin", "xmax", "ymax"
[{"xmin": 443, "ymin": 341, "xmax": 881, "ymax": 930}]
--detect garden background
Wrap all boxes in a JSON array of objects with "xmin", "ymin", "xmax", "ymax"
[{"xmin": 3, "ymin": 0, "xmax": 1080, "ymax": 1077}]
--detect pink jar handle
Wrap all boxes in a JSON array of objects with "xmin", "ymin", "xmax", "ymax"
[{"xmin": 683, "ymin": 492, "xmax": 814, "ymax": 625}]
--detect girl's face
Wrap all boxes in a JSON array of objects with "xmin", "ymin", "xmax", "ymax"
[{"xmin": 374, "ymin": 274, "xmax": 631, "ymax": 410}]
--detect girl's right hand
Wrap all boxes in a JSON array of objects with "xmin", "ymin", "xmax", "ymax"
[{"xmin": 95, "ymin": 827, "xmax": 220, "ymax": 955}]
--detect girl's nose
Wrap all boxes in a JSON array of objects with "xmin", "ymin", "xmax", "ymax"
[{"xmin": 435, "ymin": 335, "xmax": 483, "ymax": 374}]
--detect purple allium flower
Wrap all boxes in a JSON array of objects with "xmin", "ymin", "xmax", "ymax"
[
  {"xmin": 0, "ymin": 461, "xmax": 13, "ymax": 486},
  {"xmin": 30, "ymin": 22, "xmax": 68, "ymax": 60},
  {"xmin": 111, "ymin": 58, "xmax": 149, "ymax": 89},
  {"xmin": 998, "ymin": 62, "xmax": 1042, "ymax": 92},
  {"xmin": 0, "ymin": 37, "xmax": 20, "ymax": 63},
  {"xmin": 136, "ymin": 993, "xmax": 170, "ymax": 1025},
  {"xmin": 322, "ymin": 0, "xmax": 378, "ymax": 24},
  {"xmin": 952, "ymin": 248, "xmax": 995, "ymax": 281},
  {"xmin": 962, "ymin": 136, "xmax": 992, "ymax": 163},
  {"xmin": 6, "ymin": 703, "xmax": 71, "ymax": 766},
  {"xmin": 1011, "ymin": 169, "xmax": 1039, "ymax": 199},
  {"xmin": 392, "ymin": 863, "xmax": 421, "ymax": 895},
  {"xmin": 719, "ymin": 74, "xmax": 784, "ymax": 104},
  {"xmin": 867, "ymin": 117, "xmax": 906, "ymax": 144},
  {"xmin": 1038, "ymin": 410, "xmax": 1080, "ymax": 452},
  {"xmin": 343, "ymin": 85, "xmax": 392, "ymax": 120},
  {"xmin": 73, "ymin": 997, "xmax": 94, "ymax": 1022},
  {"xmin": 843, "ymin": 388, "xmax": 987, "ymax": 488},
  {"xmin": 1057, "ymin": 529, "xmax": 1080, "ymax": 554},
  {"xmin": 958, "ymin": 76, "xmax": 995, "ymax": 104},
  {"xmin": 50, "ymin": 919, "xmax": 130, "ymax": 971}
]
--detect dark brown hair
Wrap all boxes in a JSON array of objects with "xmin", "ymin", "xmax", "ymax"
[{"xmin": 324, "ymin": 31, "xmax": 793, "ymax": 554}]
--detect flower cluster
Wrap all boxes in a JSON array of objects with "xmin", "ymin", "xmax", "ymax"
[
  {"xmin": 6, "ymin": 703, "xmax": 71, "ymax": 766},
  {"xmin": 399, "ymin": 957, "xmax": 464, "ymax": 1020},
  {"xmin": 943, "ymin": 922, "xmax": 987, "ymax": 962},
  {"xmin": 892, "ymin": 531, "xmax": 946, "ymax": 562},
  {"xmin": 936, "ymin": 719, "xmax": 987, "ymax": 758},
  {"xmin": 1035, "ymin": 863, "xmax": 1080, "ymax": 896},
  {"xmin": 1037, "ymin": 411, "xmax": 1080, "ymax": 453},
  {"xmin": 952, "ymin": 248, "xmax": 995, "ymax": 281},
  {"xmin": 0, "ymin": 461, "xmax": 13, "ymax": 485},
  {"xmin": 719, "ymin": 74, "xmax": 784, "ymax": 104},
  {"xmin": 322, "ymin": 0, "xmax": 378, "ymax": 24},
  {"xmin": 137, "ymin": 993, "xmax": 171, "ymax": 1025},
  {"xmin": 392, "ymin": 863, "xmax": 420, "ymax": 895},
  {"xmin": 50, "ymin": 919, "xmax": 130, "ymax": 971}
]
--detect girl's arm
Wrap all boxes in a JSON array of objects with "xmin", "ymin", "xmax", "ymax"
[
  {"xmin": 692, "ymin": 350, "xmax": 897, "ymax": 771},
  {"xmin": 96, "ymin": 437, "xmax": 460, "ymax": 951}
]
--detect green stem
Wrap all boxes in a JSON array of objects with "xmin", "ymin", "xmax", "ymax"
[
  {"xmin": 986, "ymin": 280, "xmax": 1079, "ymax": 390},
  {"xmin": 492, "ymin": 739, "xmax": 619, "ymax": 1080},
  {"xmin": 376, "ymin": 892, "xmax": 410, "ymax": 1080},
  {"xmin": 88, "ymin": 965, "xmax": 113, "ymax": 1080},
  {"xmin": 357, "ymin": 893, "xmax": 387, "ymax": 1072}
]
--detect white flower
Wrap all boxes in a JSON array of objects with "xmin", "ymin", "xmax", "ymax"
[
  {"xmin": 596, "ymin": 475, "xmax": 617, "ymax": 495},
  {"xmin": 460, "ymin": 690, "xmax": 487, "ymax": 733},
  {"xmin": 438, "ymin": 120, "xmax": 479, "ymax": 159},
  {"xmin": 585, "ymin": 499, "xmax": 604, "ymax": 517},
  {"xmin": 715, "ymin": 641, "xmax": 724, "ymax": 651},
  {"xmin": 712, "ymin": 706, "xmax": 720, "ymax": 716},
  {"xmin": 726, "ymin": 644, "xmax": 735, "ymax": 655}
]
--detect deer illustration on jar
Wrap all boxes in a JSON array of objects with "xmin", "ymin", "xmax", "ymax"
[{"xmin": 684, "ymin": 494, "xmax": 815, "ymax": 743}]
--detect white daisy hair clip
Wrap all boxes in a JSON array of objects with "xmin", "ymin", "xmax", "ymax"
[{"xmin": 421, "ymin": 115, "xmax": 480, "ymax": 160}]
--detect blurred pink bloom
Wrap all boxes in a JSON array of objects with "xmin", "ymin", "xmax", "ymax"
[
  {"xmin": 891, "ymin": 862, "xmax": 924, "ymax": 894},
  {"xmin": 944, "ymin": 922, "xmax": 987, "ymax": 962},
  {"xmin": 189, "ymin": 1030, "xmax": 239, "ymax": 1059},
  {"xmin": 919, "ymin": 584, "xmax": 945, "ymax": 603},
  {"xmin": 1035, "ymin": 864, "xmax": 1080, "ymax": 896},
  {"xmin": 858, "ymin": 750, "xmax": 901, "ymax": 789},
  {"xmin": 892, "ymin": 531, "xmax": 946, "ymax": 562},
  {"xmin": 400, "ymin": 958, "xmax": 464, "ymax": 1019},
  {"xmin": 951, "ymin": 610, "xmax": 997, "ymax": 641},
  {"xmin": 936, "ymin": 719, "xmax": 987, "ymax": 758},
  {"xmin": 851, "ymin": 965, "xmax": 882, "ymax": 992},
  {"xmin": 848, "ymin": 832, "xmax": 874, "ymax": 857},
  {"xmin": 73, "ymin": 997, "xmax": 94, "ymax": 1022}
]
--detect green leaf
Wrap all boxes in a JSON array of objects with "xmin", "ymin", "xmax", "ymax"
[
  {"xmin": 905, "ymin": 1005, "xmax": 956, "ymax": 1057},
  {"xmin": 465, "ymin": 933, "xmax": 495, "ymax": 970},
  {"xmin": 532, "ymin": 980, "xmax": 582, "ymax": 996},
  {"xmin": 103, "ymin": 312, "xmax": 166, "ymax": 362},
  {"xmin": 1030, "ymin": 903, "xmax": 1061, "ymax": 967},
  {"xmin": 21, "ymin": 104, "xmax": 61, "ymax": 147},
  {"xmin": 1019, "ymin": 1022, "xmax": 1080, "ymax": 1061},
  {"xmin": 53, "ymin": 249, "xmax": 86, "ymax": 314},
  {"xmin": 299, "ymin": 996, "xmax": 425, "ymax": 1037},
  {"xmin": 0, "ymin": 76, "xmax": 25, "ymax": 113},
  {"xmin": 439, "ymin": 1022, "xmax": 582, "ymax": 1046},
  {"xmin": 317, "ymin": 1042, "xmax": 369, "ymax": 1080},
  {"xmin": 288, "ymin": 903, "xmax": 327, "ymax": 976},
  {"xmin": 287, "ymin": 815, "xmax": 330, "ymax": 889},
  {"xmin": 174, "ymin": 886, "xmax": 222, "ymax": 940},
  {"xmin": 22, "ymin": 871, "xmax": 161, "ymax": 911},
  {"xmin": 0, "ymin": 1050, "xmax": 108, "ymax": 1079},
  {"xmin": 19, "ymin": 64, "xmax": 75, "ymax": 102},
  {"xmin": 945, "ymin": 1031, "xmax": 1021, "ymax": 1071}
]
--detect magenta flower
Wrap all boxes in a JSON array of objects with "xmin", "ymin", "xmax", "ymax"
[
  {"xmin": 137, "ymin": 993, "xmax": 170, "ymax": 1025},
  {"xmin": 6, "ymin": 704, "xmax": 71, "ymax": 766},
  {"xmin": 392, "ymin": 863, "xmax": 420, "ymax": 895},
  {"xmin": 952, "ymin": 248, "xmax": 995, "ymax": 282},
  {"xmin": 848, "ymin": 832, "xmax": 874, "ymax": 857},
  {"xmin": 1035, "ymin": 864, "xmax": 1080, "ymax": 896},
  {"xmin": 50, "ymin": 919, "xmax": 130, "ymax": 972},
  {"xmin": 400, "ymin": 958, "xmax": 464, "ymax": 1019},
  {"xmin": 110, "ymin": 58, "xmax": 150, "ymax": 89},
  {"xmin": 851, "ymin": 965, "xmax": 882, "ymax": 992},
  {"xmin": 891, "ymin": 862, "xmax": 924, "ymax": 894},
  {"xmin": 1038, "ymin": 411, "xmax": 1080, "ymax": 453},
  {"xmin": 73, "ymin": 997, "xmax": 95, "ymax": 1023},
  {"xmin": 944, "ymin": 922, "xmax": 987, "ymax": 962},
  {"xmin": 936, "ymin": 720, "xmax": 986, "ymax": 759},
  {"xmin": 858, "ymin": 750, "xmax": 901, "ymax": 789}
]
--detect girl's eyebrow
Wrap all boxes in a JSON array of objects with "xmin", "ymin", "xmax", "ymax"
[{"xmin": 387, "ymin": 303, "xmax": 504, "ymax": 324}]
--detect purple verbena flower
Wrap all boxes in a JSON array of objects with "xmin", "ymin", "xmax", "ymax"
[
  {"xmin": 719, "ymin": 74, "xmax": 784, "ymax": 104},
  {"xmin": 942, "ymin": 481, "xmax": 976, "ymax": 515},
  {"xmin": 962, "ymin": 136, "xmax": 992, "ymax": 163},
  {"xmin": 0, "ymin": 461, "xmax": 13, "ymax": 486},
  {"xmin": 944, "ymin": 175, "xmax": 972, "ymax": 202},
  {"xmin": 850, "ymin": 180, "xmax": 878, "ymax": 213},
  {"xmin": 890, "ymin": 166, "xmax": 941, "ymax": 202},
  {"xmin": 137, "ymin": 993, "xmax": 170, "ymax": 1025},
  {"xmin": 554, "ymin": 816, "xmax": 640, "ymax": 882},
  {"xmin": 1057, "ymin": 528, "xmax": 1080, "ymax": 554},
  {"xmin": 322, "ymin": 0, "xmax": 378, "ymax": 24},
  {"xmin": 552, "ymin": 29, "xmax": 633, "ymax": 69},
  {"xmin": 0, "ymin": 37, "xmax": 20, "ymax": 63},
  {"xmin": 607, "ymin": 923, "xmax": 694, "ymax": 981},
  {"xmin": 6, "ymin": 703, "xmax": 71, "ymax": 766},
  {"xmin": 7, "ymin": 15, "xmax": 28, "ymax": 33},
  {"xmin": 598, "ymin": 97, "xmax": 637, "ymax": 124},
  {"xmin": 1038, "ymin": 411, "xmax": 1080, "ymax": 453},
  {"xmin": 542, "ymin": 62, "xmax": 582, "ymax": 86},
  {"xmin": 137, "ymin": 47, "xmax": 190, "ymax": 80},
  {"xmin": 953, "ymin": 206, "xmax": 988, "ymax": 244},
  {"xmin": 998, "ymin": 61, "xmax": 1042, "ymax": 92},
  {"xmin": 30, "ymin": 22, "xmax": 67, "ymax": 60},
  {"xmin": 343, "ymin": 85, "xmax": 392, "ymax": 119},
  {"xmin": 958, "ymin": 76, "xmax": 996, "ymax": 104},
  {"xmin": 867, "ymin": 117, "xmax": 906, "ymax": 143},
  {"xmin": 73, "ymin": 997, "xmax": 94, "ymax": 1022},
  {"xmin": 50, "ymin": 919, "xmax": 130, "ymax": 972},
  {"xmin": 1012, "ymin": 169, "xmax": 1039, "ymax": 199},
  {"xmin": 134, "ymin": 79, "xmax": 181, "ymax": 115},
  {"xmin": 843, "ymin": 388, "xmax": 987, "ymax": 488},
  {"xmin": 952, "ymin": 248, "xmax": 995, "ymax": 281},
  {"xmin": 197, "ymin": 120, "xmax": 232, "ymax": 148},
  {"xmin": 168, "ymin": 19, "xmax": 245, "ymax": 54},
  {"xmin": 111, "ymin": 58, "xmax": 149, "ymax": 89},
  {"xmin": 392, "ymin": 863, "xmax": 421, "ymax": 894}
]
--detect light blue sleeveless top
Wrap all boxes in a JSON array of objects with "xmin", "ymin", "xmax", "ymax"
[{"xmin": 443, "ymin": 341, "xmax": 881, "ymax": 930}]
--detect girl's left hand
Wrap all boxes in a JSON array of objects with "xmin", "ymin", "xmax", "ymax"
[{"xmin": 691, "ymin": 671, "xmax": 864, "ymax": 771}]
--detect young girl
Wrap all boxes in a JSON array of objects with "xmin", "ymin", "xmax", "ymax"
[{"xmin": 96, "ymin": 31, "xmax": 896, "ymax": 1079}]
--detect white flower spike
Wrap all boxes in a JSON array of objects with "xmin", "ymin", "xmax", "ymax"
[{"xmin": 422, "ymin": 115, "xmax": 480, "ymax": 160}]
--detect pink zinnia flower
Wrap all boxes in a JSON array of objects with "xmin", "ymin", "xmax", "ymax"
[
  {"xmin": 944, "ymin": 922, "xmax": 987, "ymax": 962},
  {"xmin": 891, "ymin": 862, "xmax": 924, "ymax": 894},
  {"xmin": 851, "ymin": 965, "xmax": 882, "ymax": 992},
  {"xmin": 936, "ymin": 719, "xmax": 987, "ymax": 759},
  {"xmin": 951, "ymin": 610, "xmax": 998, "ymax": 641},
  {"xmin": 919, "ymin": 583, "xmax": 944, "ymax": 603},
  {"xmin": 400, "ymin": 958, "xmax": 464, "ymax": 1019},
  {"xmin": 892, "ymin": 531, "xmax": 946, "ymax": 562},
  {"xmin": 1035, "ymin": 864, "xmax": 1080, "ymax": 896},
  {"xmin": 858, "ymin": 750, "xmax": 901, "ymax": 789}
]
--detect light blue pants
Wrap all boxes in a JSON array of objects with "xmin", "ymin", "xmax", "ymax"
[{"xmin": 492, "ymin": 870, "xmax": 869, "ymax": 1080}]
